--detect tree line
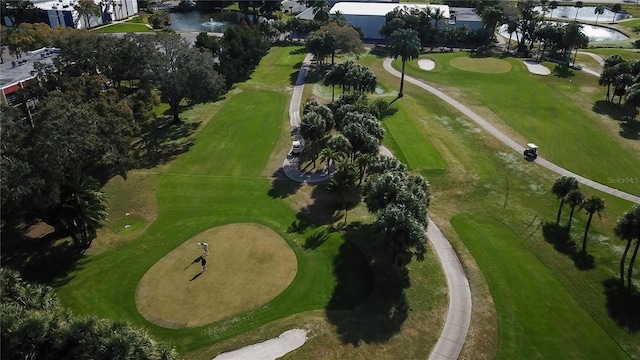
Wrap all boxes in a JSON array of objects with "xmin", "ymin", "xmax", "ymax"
[
  {"xmin": 1, "ymin": 25, "xmax": 272, "ymax": 248},
  {"xmin": 299, "ymin": 81, "xmax": 430, "ymax": 277},
  {"xmin": 1, "ymin": 268, "xmax": 177, "ymax": 359},
  {"xmin": 598, "ymin": 55, "xmax": 640, "ymax": 121},
  {"xmin": 551, "ymin": 176, "xmax": 640, "ymax": 289}
]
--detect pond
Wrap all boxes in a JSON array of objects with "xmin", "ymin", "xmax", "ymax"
[
  {"xmin": 498, "ymin": 22, "xmax": 628, "ymax": 42},
  {"xmin": 536, "ymin": 6, "xmax": 631, "ymax": 23},
  {"xmin": 167, "ymin": 10, "xmax": 263, "ymax": 33}
]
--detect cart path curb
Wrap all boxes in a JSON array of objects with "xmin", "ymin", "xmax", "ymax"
[
  {"xmin": 382, "ymin": 57, "xmax": 640, "ymax": 204},
  {"xmin": 282, "ymin": 53, "xmax": 329, "ymax": 184}
]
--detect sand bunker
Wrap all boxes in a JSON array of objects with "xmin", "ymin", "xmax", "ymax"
[
  {"xmin": 523, "ymin": 60, "xmax": 551, "ymax": 75},
  {"xmin": 418, "ymin": 59, "xmax": 436, "ymax": 71},
  {"xmin": 213, "ymin": 329, "xmax": 308, "ymax": 360}
]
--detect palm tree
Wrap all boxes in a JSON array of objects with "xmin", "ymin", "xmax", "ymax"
[
  {"xmin": 599, "ymin": 66, "xmax": 617, "ymax": 102},
  {"xmin": 479, "ymin": 5, "xmax": 504, "ymax": 44},
  {"xmin": 59, "ymin": 175, "xmax": 108, "ymax": 249},
  {"xmin": 551, "ymin": 176, "xmax": 579, "ymax": 225},
  {"xmin": 319, "ymin": 146, "xmax": 340, "ymax": 170},
  {"xmin": 312, "ymin": 0, "xmax": 329, "ymax": 22},
  {"xmin": 75, "ymin": 0, "xmax": 102, "ymax": 29},
  {"xmin": 625, "ymin": 81, "xmax": 640, "ymax": 121},
  {"xmin": 389, "ymin": 29, "xmax": 420, "ymax": 98},
  {"xmin": 562, "ymin": 21, "xmax": 585, "ymax": 65},
  {"xmin": 331, "ymin": 10, "xmax": 347, "ymax": 27},
  {"xmin": 573, "ymin": 1, "xmax": 584, "ymax": 21},
  {"xmin": 430, "ymin": 7, "xmax": 447, "ymax": 44},
  {"xmin": 579, "ymin": 196, "xmax": 605, "ymax": 254},
  {"xmin": 540, "ymin": 0, "xmax": 549, "ymax": 20},
  {"xmin": 354, "ymin": 152, "xmax": 375, "ymax": 185},
  {"xmin": 506, "ymin": 17, "xmax": 518, "ymax": 52},
  {"xmin": 375, "ymin": 204, "xmax": 428, "ymax": 271},
  {"xmin": 327, "ymin": 157, "xmax": 358, "ymax": 223},
  {"xmin": 611, "ymin": 3, "xmax": 622, "ymax": 24},
  {"xmin": 614, "ymin": 205, "xmax": 640, "ymax": 288},
  {"xmin": 594, "ymin": 4, "xmax": 605, "ymax": 25},
  {"xmin": 549, "ymin": 0, "xmax": 558, "ymax": 20},
  {"xmin": 565, "ymin": 189, "xmax": 584, "ymax": 230}
]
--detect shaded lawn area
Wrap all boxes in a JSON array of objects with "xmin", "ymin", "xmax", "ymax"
[
  {"xmin": 399, "ymin": 53, "xmax": 640, "ymax": 195},
  {"xmin": 451, "ymin": 214, "xmax": 630, "ymax": 360}
]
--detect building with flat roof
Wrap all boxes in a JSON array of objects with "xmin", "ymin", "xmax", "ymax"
[
  {"xmin": 0, "ymin": 48, "xmax": 58, "ymax": 106},
  {"xmin": 31, "ymin": 0, "xmax": 138, "ymax": 29},
  {"xmin": 326, "ymin": 2, "xmax": 481, "ymax": 40}
]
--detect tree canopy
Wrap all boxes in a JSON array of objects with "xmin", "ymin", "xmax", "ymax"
[{"xmin": 1, "ymin": 268, "xmax": 176, "ymax": 359}]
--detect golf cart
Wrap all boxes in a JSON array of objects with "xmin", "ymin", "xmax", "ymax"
[
  {"xmin": 523, "ymin": 143, "xmax": 538, "ymax": 160},
  {"xmin": 292, "ymin": 140, "xmax": 303, "ymax": 154}
]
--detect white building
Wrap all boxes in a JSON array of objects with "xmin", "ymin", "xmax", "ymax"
[
  {"xmin": 282, "ymin": 0, "xmax": 307, "ymax": 14},
  {"xmin": 32, "ymin": 0, "xmax": 138, "ymax": 29},
  {"xmin": 327, "ymin": 2, "xmax": 481, "ymax": 40}
]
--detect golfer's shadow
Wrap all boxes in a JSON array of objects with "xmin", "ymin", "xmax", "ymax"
[{"xmin": 186, "ymin": 255, "xmax": 204, "ymax": 281}]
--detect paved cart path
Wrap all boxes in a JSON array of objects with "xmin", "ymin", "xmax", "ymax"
[
  {"xmin": 281, "ymin": 54, "xmax": 472, "ymax": 360},
  {"xmin": 382, "ymin": 58, "xmax": 639, "ymax": 205}
]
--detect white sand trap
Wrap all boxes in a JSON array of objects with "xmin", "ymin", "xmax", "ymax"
[
  {"xmin": 213, "ymin": 329, "xmax": 308, "ymax": 360},
  {"xmin": 418, "ymin": 59, "xmax": 436, "ymax": 71},
  {"xmin": 523, "ymin": 60, "xmax": 551, "ymax": 75}
]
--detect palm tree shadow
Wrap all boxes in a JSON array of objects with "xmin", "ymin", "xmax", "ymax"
[
  {"xmin": 325, "ymin": 222, "xmax": 408, "ymax": 345},
  {"xmin": 267, "ymin": 169, "xmax": 302, "ymax": 199},
  {"xmin": 619, "ymin": 119, "xmax": 640, "ymax": 140},
  {"xmin": 389, "ymin": 95, "xmax": 402, "ymax": 105},
  {"xmin": 553, "ymin": 64, "xmax": 575, "ymax": 78},
  {"xmin": 602, "ymin": 278, "xmax": 640, "ymax": 333},
  {"xmin": 541, "ymin": 222, "xmax": 595, "ymax": 270}
]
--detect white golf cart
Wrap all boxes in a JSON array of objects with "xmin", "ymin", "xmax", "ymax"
[{"xmin": 523, "ymin": 143, "xmax": 538, "ymax": 160}]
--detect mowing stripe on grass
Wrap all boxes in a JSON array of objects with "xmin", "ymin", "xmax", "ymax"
[
  {"xmin": 169, "ymin": 90, "xmax": 287, "ymax": 177},
  {"xmin": 451, "ymin": 214, "xmax": 629, "ymax": 359},
  {"xmin": 382, "ymin": 106, "xmax": 447, "ymax": 172}
]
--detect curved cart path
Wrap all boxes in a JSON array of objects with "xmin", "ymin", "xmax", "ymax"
[
  {"xmin": 383, "ymin": 58, "xmax": 640, "ymax": 205},
  {"xmin": 283, "ymin": 55, "xmax": 472, "ymax": 360}
]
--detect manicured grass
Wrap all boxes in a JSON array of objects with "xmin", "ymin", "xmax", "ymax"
[
  {"xmin": 56, "ymin": 89, "xmax": 354, "ymax": 353},
  {"xmin": 399, "ymin": 53, "xmax": 640, "ymax": 195},
  {"xmin": 94, "ymin": 23, "xmax": 152, "ymax": 33},
  {"xmin": 449, "ymin": 56, "xmax": 512, "ymax": 73},
  {"xmin": 136, "ymin": 223, "xmax": 297, "ymax": 328},
  {"xmin": 583, "ymin": 48, "xmax": 640, "ymax": 61},
  {"xmin": 55, "ymin": 46, "xmax": 448, "ymax": 359},
  {"xmin": 451, "ymin": 214, "xmax": 629, "ymax": 359},
  {"xmin": 381, "ymin": 106, "xmax": 447, "ymax": 174},
  {"xmin": 372, "ymin": 50, "xmax": 639, "ymax": 357}
]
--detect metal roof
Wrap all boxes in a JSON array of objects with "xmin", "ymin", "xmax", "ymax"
[{"xmin": 329, "ymin": 2, "xmax": 449, "ymax": 18}]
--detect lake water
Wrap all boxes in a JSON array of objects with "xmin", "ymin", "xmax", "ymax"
[
  {"xmin": 167, "ymin": 10, "xmax": 262, "ymax": 33},
  {"xmin": 537, "ymin": 6, "xmax": 631, "ymax": 23},
  {"xmin": 498, "ymin": 22, "xmax": 628, "ymax": 42}
]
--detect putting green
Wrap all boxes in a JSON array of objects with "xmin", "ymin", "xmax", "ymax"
[
  {"xmin": 135, "ymin": 223, "xmax": 297, "ymax": 328},
  {"xmin": 449, "ymin": 57, "xmax": 512, "ymax": 73}
]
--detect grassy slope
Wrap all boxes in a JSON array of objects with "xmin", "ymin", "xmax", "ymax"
[
  {"xmin": 400, "ymin": 53, "xmax": 640, "ymax": 195},
  {"xmin": 365, "ymin": 52, "xmax": 639, "ymax": 358},
  {"xmin": 452, "ymin": 214, "xmax": 628, "ymax": 359}
]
